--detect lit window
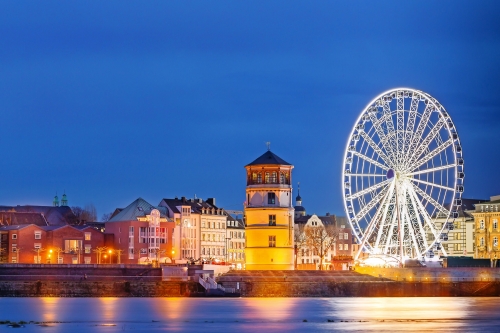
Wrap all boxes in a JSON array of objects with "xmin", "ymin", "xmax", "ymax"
[
  {"xmin": 269, "ymin": 215, "xmax": 276, "ymax": 226},
  {"xmin": 341, "ymin": 225, "xmax": 345, "ymax": 229},
  {"xmin": 480, "ymin": 220, "xmax": 485, "ymax": 230},
  {"xmin": 494, "ymin": 220, "xmax": 498, "ymax": 230},
  {"xmin": 494, "ymin": 237, "xmax": 498, "ymax": 248},
  {"xmin": 35, "ymin": 231, "xmax": 42, "ymax": 239},
  {"xmin": 268, "ymin": 192, "xmax": 276, "ymax": 205},
  {"xmin": 344, "ymin": 233, "xmax": 349, "ymax": 240},
  {"xmin": 344, "ymin": 244, "xmax": 348, "ymax": 250},
  {"xmin": 269, "ymin": 235, "xmax": 276, "ymax": 247},
  {"xmin": 339, "ymin": 244, "xmax": 343, "ymax": 250},
  {"xmin": 257, "ymin": 173, "xmax": 262, "ymax": 184},
  {"xmin": 85, "ymin": 245, "xmax": 91, "ymax": 254},
  {"xmin": 84, "ymin": 257, "xmax": 91, "ymax": 264},
  {"xmin": 339, "ymin": 233, "xmax": 343, "ymax": 240},
  {"xmin": 84, "ymin": 232, "xmax": 91, "ymax": 241},
  {"xmin": 34, "ymin": 243, "xmax": 41, "ymax": 249},
  {"xmin": 12, "ymin": 244, "xmax": 17, "ymax": 253}
]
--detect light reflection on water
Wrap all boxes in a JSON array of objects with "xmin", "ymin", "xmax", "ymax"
[{"xmin": 1, "ymin": 297, "xmax": 499, "ymax": 332}]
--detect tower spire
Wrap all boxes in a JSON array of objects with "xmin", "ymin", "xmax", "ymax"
[{"xmin": 266, "ymin": 141, "xmax": 271, "ymax": 151}]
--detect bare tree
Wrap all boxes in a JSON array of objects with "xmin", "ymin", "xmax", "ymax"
[
  {"xmin": 72, "ymin": 204, "xmax": 98, "ymax": 224},
  {"xmin": 305, "ymin": 224, "xmax": 339, "ymax": 270},
  {"xmin": 93, "ymin": 246, "xmax": 108, "ymax": 264},
  {"xmin": 0, "ymin": 248, "xmax": 6, "ymax": 263},
  {"xmin": 32, "ymin": 247, "xmax": 46, "ymax": 264},
  {"xmin": 293, "ymin": 223, "xmax": 307, "ymax": 269},
  {"xmin": 101, "ymin": 212, "xmax": 112, "ymax": 222},
  {"xmin": 114, "ymin": 249, "xmax": 125, "ymax": 264},
  {"xmin": 151, "ymin": 248, "xmax": 166, "ymax": 268}
]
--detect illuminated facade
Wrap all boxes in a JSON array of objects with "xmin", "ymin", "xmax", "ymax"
[
  {"xmin": 244, "ymin": 150, "xmax": 294, "ymax": 270},
  {"xmin": 471, "ymin": 195, "xmax": 500, "ymax": 266}
]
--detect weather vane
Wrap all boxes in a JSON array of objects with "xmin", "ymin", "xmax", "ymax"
[{"xmin": 266, "ymin": 141, "xmax": 271, "ymax": 151}]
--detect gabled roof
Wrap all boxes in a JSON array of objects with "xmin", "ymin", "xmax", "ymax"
[
  {"xmin": 0, "ymin": 224, "xmax": 33, "ymax": 231},
  {"xmin": 108, "ymin": 198, "xmax": 166, "ymax": 222},
  {"xmin": 0, "ymin": 205, "xmax": 78, "ymax": 226},
  {"xmin": 246, "ymin": 150, "xmax": 291, "ymax": 166},
  {"xmin": 160, "ymin": 197, "xmax": 221, "ymax": 216},
  {"xmin": 0, "ymin": 212, "xmax": 48, "ymax": 227}
]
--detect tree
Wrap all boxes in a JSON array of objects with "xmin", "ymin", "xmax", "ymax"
[
  {"xmin": 151, "ymin": 248, "xmax": 166, "ymax": 268},
  {"xmin": 93, "ymin": 246, "xmax": 108, "ymax": 264},
  {"xmin": 305, "ymin": 224, "xmax": 339, "ymax": 270},
  {"xmin": 101, "ymin": 212, "xmax": 112, "ymax": 222},
  {"xmin": 293, "ymin": 223, "xmax": 307, "ymax": 269},
  {"xmin": 32, "ymin": 247, "xmax": 46, "ymax": 264},
  {"xmin": 72, "ymin": 203, "xmax": 98, "ymax": 224}
]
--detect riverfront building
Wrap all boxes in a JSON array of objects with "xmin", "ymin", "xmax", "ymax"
[
  {"xmin": 226, "ymin": 213, "xmax": 245, "ymax": 269},
  {"xmin": 471, "ymin": 195, "xmax": 500, "ymax": 265},
  {"xmin": 106, "ymin": 198, "xmax": 175, "ymax": 264},
  {"xmin": 244, "ymin": 149, "xmax": 294, "ymax": 270}
]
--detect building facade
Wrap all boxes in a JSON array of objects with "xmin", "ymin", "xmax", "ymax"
[
  {"xmin": 471, "ymin": 195, "xmax": 500, "ymax": 266},
  {"xmin": 106, "ymin": 198, "xmax": 174, "ymax": 265},
  {"xmin": 226, "ymin": 213, "xmax": 245, "ymax": 269},
  {"xmin": 244, "ymin": 150, "xmax": 294, "ymax": 270}
]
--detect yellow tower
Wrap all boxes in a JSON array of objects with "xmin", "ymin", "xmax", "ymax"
[{"xmin": 244, "ymin": 149, "xmax": 294, "ymax": 270}]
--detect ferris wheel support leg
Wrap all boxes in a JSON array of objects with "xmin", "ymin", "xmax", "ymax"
[{"xmin": 395, "ymin": 183, "xmax": 405, "ymax": 267}]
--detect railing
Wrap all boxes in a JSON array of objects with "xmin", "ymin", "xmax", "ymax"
[{"xmin": 379, "ymin": 275, "xmax": 500, "ymax": 283}]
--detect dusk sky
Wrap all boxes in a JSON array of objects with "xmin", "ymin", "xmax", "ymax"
[{"xmin": 1, "ymin": 1, "xmax": 499, "ymax": 220}]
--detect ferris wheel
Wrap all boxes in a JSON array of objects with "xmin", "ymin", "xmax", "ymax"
[{"xmin": 343, "ymin": 88, "xmax": 464, "ymax": 263}]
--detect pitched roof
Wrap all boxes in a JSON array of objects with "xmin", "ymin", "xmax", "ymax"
[
  {"xmin": 160, "ymin": 197, "xmax": 222, "ymax": 216},
  {"xmin": 108, "ymin": 198, "xmax": 167, "ymax": 222},
  {"xmin": 0, "ymin": 205, "xmax": 78, "ymax": 226},
  {"xmin": 0, "ymin": 212, "xmax": 48, "ymax": 227},
  {"xmin": 246, "ymin": 150, "xmax": 291, "ymax": 166}
]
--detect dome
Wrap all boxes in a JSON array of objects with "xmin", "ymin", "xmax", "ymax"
[{"xmin": 296, "ymin": 194, "xmax": 302, "ymax": 202}]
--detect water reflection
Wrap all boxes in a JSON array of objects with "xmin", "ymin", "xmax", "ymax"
[{"xmin": 1, "ymin": 297, "xmax": 499, "ymax": 333}]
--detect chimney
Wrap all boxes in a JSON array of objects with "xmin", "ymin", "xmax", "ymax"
[
  {"xmin": 206, "ymin": 198, "xmax": 216, "ymax": 206},
  {"xmin": 326, "ymin": 212, "xmax": 330, "ymax": 216},
  {"xmin": 181, "ymin": 196, "xmax": 186, "ymax": 203}
]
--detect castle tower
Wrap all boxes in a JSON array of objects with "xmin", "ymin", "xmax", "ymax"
[
  {"xmin": 244, "ymin": 149, "xmax": 294, "ymax": 270},
  {"xmin": 294, "ymin": 183, "xmax": 306, "ymax": 219}
]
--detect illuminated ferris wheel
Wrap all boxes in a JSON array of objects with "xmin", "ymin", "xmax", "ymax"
[{"xmin": 342, "ymin": 88, "xmax": 464, "ymax": 263}]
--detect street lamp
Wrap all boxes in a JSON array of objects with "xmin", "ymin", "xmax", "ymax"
[
  {"xmin": 48, "ymin": 249, "xmax": 53, "ymax": 264},
  {"xmin": 108, "ymin": 249, "xmax": 112, "ymax": 264}
]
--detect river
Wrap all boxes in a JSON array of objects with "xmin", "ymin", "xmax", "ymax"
[{"xmin": 1, "ymin": 297, "xmax": 499, "ymax": 332}]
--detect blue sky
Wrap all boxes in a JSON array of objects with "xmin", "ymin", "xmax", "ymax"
[{"xmin": 1, "ymin": 1, "xmax": 499, "ymax": 219}]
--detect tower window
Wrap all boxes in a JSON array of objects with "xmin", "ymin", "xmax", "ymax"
[
  {"xmin": 269, "ymin": 215, "xmax": 276, "ymax": 226},
  {"xmin": 268, "ymin": 192, "xmax": 276, "ymax": 205},
  {"xmin": 257, "ymin": 173, "xmax": 262, "ymax": 184},
  {"xmin": 269, "ymin": 235, "xmax": 276, "ymax": 247},
  {"xmin": 280, "ymin": 173, "xmax": 285, "ymax": 184}
]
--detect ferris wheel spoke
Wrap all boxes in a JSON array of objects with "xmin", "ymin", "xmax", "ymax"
[
  {"xmin": 349, "ymin": 174, "xmax": 386, "ymax": 177},
  {"xmin": 410, "ymin": 177, "xmax": 455, "ymax": 194},
  {"xmin": 403, "ymin": 95, "xmax": 420, "ymax": 156},
  {"xmin": 396, "ymin": 90, "xmax": 405, "ymax": 166},
  {"xmin": 374, "ymin": 182, "xmax": 396, "ymax": 250},
  {"xmin": 354, "ymin": 182, "xmax": 393, "ymax": 260},
  {"xmin": 407, "ymin": 117, "xmax": 446, "ymax": 169},
  {"xmin": 382, "ymin": 102, "xmax": 399, "ymax": 165},
  {"xmin": 354, "ymin": 184, "xmax": 391, "ymax": 223},
  {"xmin": 368, "ymin": 109, "xmax": 398, "ymax": 167},
  {"xmin": 352, "ymin": 151, "xmax": 389, "ymax": 171},
  {"xmin": 410, "ymin": 183, "xmax": 449, "ymax": 218},
  {"xmin": 408, "ymin": 185, "xmax": 430, "ymax": 249},
  {"xmin": 408, "ymin": 163, "xmax": 456, "ymax": 176},
  {"xmin": 359, "ymin": 131, "xmax": 391, "ymax": 165},
  {"xmin": 404, "ymin": 102, "xmax": 434, "ymax": 168},
  {"xmin": 401, "ymin": 186, "xmax": 422, "ymax": 258},
  {"xmin": 349, "ymin": 178, "xmax": 392, "ymax": 200},
  {"xmin": 383, "ymin": 205, "xmax": 399, "ymax": 254},
  {"xmin": 409, "ymin": 138, "xmax": 454, "ymax": 172},
  {"xmin": 408, "ymin": 185, "xmax": 439, "ymax": 239}
]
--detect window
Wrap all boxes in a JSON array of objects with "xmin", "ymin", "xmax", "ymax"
[
  {"xmin": 35, "ymin": 231, "xmax": 42, "ymax": 239},
  {"xmin": 269, "ymin": 235, "xmax": 276, "ymax": 247},
  {"xmin": 494, "ymin": 220, "xmax": 498, "ymax": 230},
  {"xmin": 494, "ymin": 237, "xmax": 499, "ymax": 247},
  {"xmin": 268, "ymin": 192, "xmax": 276, "ymax": 205},
  {"xmin": 129, "ymin": 226, "xmax": 134, "ymax": 234},
  {"xmin": 341, "ymin": 225, "xmax": 345, "ymax": 229},
  {"xmin": 140, "ymin": 248, "xmax": 147, "ymax": 254},
  {"xmin": 85, "ymin": 232, "xmax": 91, "ymax": 240},
  {"xmin": 58, "ymin": 257, "xmax": 63, "ymax": 264},
  {"xmin": 252, "ymin": 172, "xmax": 258, "ymax": 183},
  {"xmin": 339, "ymin": 244, "xmax": 343, "ymax": 250},
  {"xmin": 257, "ymin": 173, "xmax": 262, "ymax": 184},
  {"xmin": 344, "ymin": 244, "xmax": 348, "ymax": 250},
  {"xmin": 64, "ymin": 240, "xmax": 82, "ymax": 253},
  {"xmin": 11, "ymin": 257, "xmax": 17, "ymax": 263},
  {"xmin": 344, "ymin": 233, "xmax": 348, "ymax": 240},
  {"xmin": 12, "ymin": 234, "xmax": 17, "ymax": 240},
  {"xmin": 269, "ymin": 215, "xmax": 276, "ymax": 226},
  {"xmin": 480, "ymin": 220, "xmax": 485, "ymax": 230},
  {"xmin": 265, "ymin": 172, "xmax": 270, "ymax": 183},
  {"xmin": 339, "ymin": 233, "xmax": 343, "ymax": 240},
  {"xmin": 480, "ymin": 237, "xmax": 485, "ymax": 246},
  {"xmin": 85, "ymin": 245, "xmax": 91, "ymax": 254},
  {"xmin": 34, "ymin": 243, "xmax": 41, "ymax": 249},
  {"xmin": 280, "ymin": 173, "xmax": 285, "ymax": 184},
  {"xmin": 12, "ymin": 244, "xmax": 17, "ymax": 253},
  {"xmin": 84, "ymin": 257, "xmax": 91, "ymax": 264}
]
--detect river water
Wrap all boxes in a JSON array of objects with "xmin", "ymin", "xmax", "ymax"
[{"xmin": 1, "ymin": 297, "xmax": 499, "ymax": 332}]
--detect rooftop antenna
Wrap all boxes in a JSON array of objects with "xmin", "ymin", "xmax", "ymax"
[{"xmin": 266, "ymin": 141, "xmax": 271, "ymax": 151}]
